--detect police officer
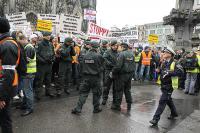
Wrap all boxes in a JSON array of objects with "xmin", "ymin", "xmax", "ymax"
[
  {"xmin": 111, "ymin": 42, "xmax": 135, "ymax": 111},
  {"xmin": 79, "ymin": 40, "xmax": 91, "ymax": 62},
  {"xmin": 99, "ymin": 40, "xmax": 108, "ymax": 55},
  {"xmin": 71, "ymin": 41, "xmax": 104, "ymax": 114},
  {"xmin": 0, "ymin": 17, "xmax": 20, "ymax": 133},
  {"xmin": 57, "ymin": 37, "xmax": 75, "ymax": 95},
  {"xmin": 35, "ymin": 31, "xmax": 55, "ymax": 99},
  {"xmin": 150, "ymin": 47, "xmax": 183, "ymax": 126},
  {"xmin": 102, "ymin": 40, "xmax": 118, "ymax": 105},
  {"xmin": 77, "ymin": 41, "xmax": 92, "ymax": 90}
]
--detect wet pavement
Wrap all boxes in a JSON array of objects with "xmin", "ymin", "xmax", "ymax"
[{"xmin": 10, "ymin": 83, "xmax": 200, "ymax": 133}]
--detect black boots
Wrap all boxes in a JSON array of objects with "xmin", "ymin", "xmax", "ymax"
[{"xmin": 149, "ymin": 119, "xmax": 158, "ymax": 126}]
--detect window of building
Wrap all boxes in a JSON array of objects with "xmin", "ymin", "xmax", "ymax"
[
  {"xmin": 157, "ymin": 29, "xmax": 163, "ymax": 34},
  {"xmin": 165, "ymin": 29, "xmax": 171, "ymax": 34},
  {"xmin": 150, "ymin": 30, "xmax": 155, "ymax": 34},
  {"xmin": 145, "ymin": 31, "xmax": 149, "ymax": 35},
  {"xmin": 198, "ymin": 0, "xmax": 200, "ymax": 5},
  {"xmin": 159, "ymin": 35, "xmax": 163, "ymax": 40},
  {"xmin": 150, "ymin": 25, "xmax": 156, "ymax": 29}
]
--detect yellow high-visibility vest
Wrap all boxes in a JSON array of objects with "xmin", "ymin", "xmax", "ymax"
[
  {"xmin": 24, "ymin": 44, "xmax": 37, "ymax": 73},
  {"xmin": 186, "ymin": 56, "xmax": 200, "ymax": 73},
  {"xmin": 134, "ymin": 53, "xmax": 141, "ymax": 63},
  {"xmin": 156, "ymin": 62, "xmax": 178, "ymax": 89}
]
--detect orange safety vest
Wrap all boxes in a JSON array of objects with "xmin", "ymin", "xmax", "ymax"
[
  {"xmin": 141, "ymin": 51, "xmax": 152, "ymax": 66},
  {"xmin": 0, "ymin": 37, "xmax": 20, "ymax": 87}
]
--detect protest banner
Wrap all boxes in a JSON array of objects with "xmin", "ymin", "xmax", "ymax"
[
  {"xmin": 37, "ymin": 14, "xmax": 60, "ymax": 34},
  {"xmin": 84, "ymin": 9, "xmax": 96, "ymax": 21},
  {"xmin": 148, "ymin": 34, "xmax": 159, "ymax": 44},
  {"xmin": 6, "ymin": 12, "xmax": 28, "ymax": 26},
  {"xmin": 60, "ymin": 14, "xmax": 82, "ymax": 33},
  {"xmin": 37, "ymin": 20, "xmax": 52, "ymax": 32},
  {"xmin": 87, "ymin": 22, "xmax": 109, "ymax": 38}
]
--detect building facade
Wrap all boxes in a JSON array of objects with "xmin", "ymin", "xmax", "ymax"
[
  {"xmin": 141, "ymin": 22, "xmax": 174, "ymax": 47},
  {"xmin": 164, "ymin": 0, "xmax": 200, "ymax": 48}
]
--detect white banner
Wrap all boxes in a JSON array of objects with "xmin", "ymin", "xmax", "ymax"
[
  {"xmin": 6, "ymin": 12, "xmax": 28, "ymax": 26},
  {"xmin": 60, "ymin": 14, "xmax": 82, "ymax": 33},
  {"xmin": 108, "ymin": 26, "xmax": 138, "ymax": 40},
  {"xmin": 84, "ymin": 9, "xmax": 96, "ymax": 21},
  {"xmin": 87, "ymin": 22, "xmax": 109, "ymax": 38}
]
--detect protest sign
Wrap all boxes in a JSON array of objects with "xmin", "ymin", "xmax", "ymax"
[
  {"xmin": 37, "ymin": 20, "xmax": 52, "ymax": 32},
  {"xmin": 6, "ymin": 12, "xmax": 28, "ymax": 26},
  {"xmin": 60, "ymin": 14, "xmax": 82, "ymax": 33},
  {"xmin": 87, "ymin": 22, "xmax": 109, "ymax": 38}
]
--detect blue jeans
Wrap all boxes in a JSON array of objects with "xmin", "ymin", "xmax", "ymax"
[
  {"xmin": 15, "ymin": 76, "xmax": 23, "ymax": 95},
  {"xmin": 139, "ymin": 65, "xmax": 150, "ymax": 80},
  {"xmin": 134, "ymin": 63, "xmax": 140, "ymax": 80},
  {"xmin": 184, "ymin": 73, "xmax": 197, "ymax": 94},
  {"xmin": 22, "ymin": 75, "xmax": 34, "ymax": 111}
]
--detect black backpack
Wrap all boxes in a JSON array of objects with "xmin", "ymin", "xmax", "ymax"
[{"xmin": 184, "ymin": 56, "xmax": 198, "ymax": 70}]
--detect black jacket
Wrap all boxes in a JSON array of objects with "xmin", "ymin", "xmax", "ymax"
[
  {"xmin": 36, "ymin": 39, "xmax": 55, "ymax": 65},
  {"xmin": 112, "ymin": 49, "xmax": 135, "ymax": 74},
  {"xmin": 82, "ymin": 49, "xmax": 104, "ymax": 76},
  {"xmin": 103, "ymin": 49, "xmax": 118, "ymax": 70},
  {"xmin": 160, "ymin": 59, "xmax": 183, "ymax": 90},
  {"xmin": 0, "ymin": 32, "xmax": 19, "ymax": 100},
  {"xmin": 60, "ymin": 44, "xmax": 75, "ymax": 62}
]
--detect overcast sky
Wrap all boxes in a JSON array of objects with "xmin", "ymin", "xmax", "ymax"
[{"xmin": 96, "ymin": 0, "xmax": 176, "ymax": 29}]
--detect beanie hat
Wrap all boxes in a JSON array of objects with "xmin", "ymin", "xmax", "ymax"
[
  {"xmin": 0, "ymin": 17, "xmax": 10, "ymax": 33},
  {"xmin": 110, "ymin": 40, "xmax": 118, "ymax": 46},
  {"xmin": 90, "ymin": 41, "xmax": 99, "ymax": 48},
  {"xmin": 102, "ymin": 40, "xmax": 108, "ymax": 45}
]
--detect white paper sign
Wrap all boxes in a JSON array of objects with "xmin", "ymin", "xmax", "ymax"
[
  {"xmin": 60, "ymin": 14, "xmax": 82, "ymax": 33},
  {"xmin": 6, "ymin": 12, "xmax": 28, "ymax": 26},
  {"xmin": 84, "ymin": 9, "xmax": 96, "ymax": 21}
]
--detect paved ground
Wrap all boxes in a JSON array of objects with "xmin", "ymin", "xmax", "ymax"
[{"xmin": 9, "ymin": 83, "xmax": 200, "ymax": 133}]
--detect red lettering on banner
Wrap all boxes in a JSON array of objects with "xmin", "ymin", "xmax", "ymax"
[{"xmin": 88, "ymin": 22, "xmax": 109, "ymax": 37}]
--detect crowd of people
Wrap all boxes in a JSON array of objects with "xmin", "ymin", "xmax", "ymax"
[{"xmin": 0, "ymin": 17, "xmax": 200, "ymax": 132}]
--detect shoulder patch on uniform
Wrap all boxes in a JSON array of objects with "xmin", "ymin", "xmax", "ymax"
[{"xmin": 84, "ymin": 59, "xmax": 95, "ymax": 64}]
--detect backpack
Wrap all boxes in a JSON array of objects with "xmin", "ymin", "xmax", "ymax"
[{"xmin": 184, "ymin": 56, "xmax": 198, "ymax": 70}]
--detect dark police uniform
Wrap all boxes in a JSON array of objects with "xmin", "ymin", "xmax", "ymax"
[
  {"xmin": 72, "ymin": 42, "xmax": 104, "ymax": 114},
  {"xmin": 77, "ymin": 41, "xmax": 91, "ymax": 89},
  {"xmin": 112, "ymin": 43, "xmax": 135, "ymax": 111},
  {"xmin": 150, "ymin": 47, "xmax": 183, "ymax": 126},
  {"xmin": 57, "ymin": 38, "xmax": 75, "ymax": 95},
  {"xmin": 99, "ymin": 40, "xmax": 108, "ymax": 56},
  {"xmin": 35, "ymin": 34, "xmax": 55, "ymax": 99},
  {"xmin": 102, "ymin": 41, "xmax": 118, "ymax": 105}
]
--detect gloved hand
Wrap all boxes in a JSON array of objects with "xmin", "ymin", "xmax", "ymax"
[{"xmin": 162, "ymin": 70, "xmax": 169, "ymax": 79}]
